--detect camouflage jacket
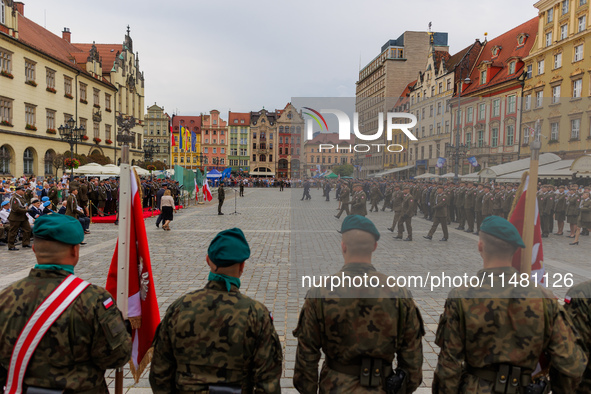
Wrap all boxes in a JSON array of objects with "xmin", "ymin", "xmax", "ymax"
[
  {"xmin": 433, "ymin": 266, "xmax": 587, "ymax": 394},
  {"xmin": 293, "ymin": 263, "xmax": 424, "ymax": 393},
  {"xmin": 0, "ymin": 268, "xmax": 131, "ymax": 393},
  {"xmin": 401, "ymin": 193, "xmax": 415, "ymax": 217},
  {"xmin": 564, "ymin": 280, "xmax": 591, "ymax": 394},
  {"xmin": 350, "ymin": 190, "xmax": 367, "ymax": 216},
  {"xmin": 149, "ymin": 280, "xmax": 282, "ymax": 393}
]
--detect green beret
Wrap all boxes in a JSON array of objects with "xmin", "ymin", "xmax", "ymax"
[
  {"xmin": 33, "ymin": 214, "xmax": 84, "ymax": 245},
  {"xmin": 208, "ymin": 228, "xmax": 251, "ymax": 267},
  {"xmin": 340, "ymin": 215, "xmax": 380, "ymax": 241},
  {"xmin": 480, "ymin": 216, "xmax": 525, "ymax": 248}
]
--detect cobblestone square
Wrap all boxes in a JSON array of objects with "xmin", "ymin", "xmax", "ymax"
[{"xmin": 1, "ymin": 187, "xmax": 589, "ymax": 392}]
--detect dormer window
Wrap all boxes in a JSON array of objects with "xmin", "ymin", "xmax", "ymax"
[
  {"xmin": 492, "ymin": 46, "xmax": 501, "ymax": 58},
  {"xmin": 509, "ymin": 61, "xmax": 516, "ymax": 75},
  {"xmin": 480, "ymin": 69, "xmax": 487, "ymax": 85},
  {"xmin": 287, "ymin": 112, "xmax": 293, "ymax": 119},
  {"xmin": 517, "ymin": 33, "xmax": 528, "ymax": 47}
]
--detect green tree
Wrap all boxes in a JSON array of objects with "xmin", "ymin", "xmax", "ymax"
[{"xmin": 331, "ymin": 163, "xmax": 354, "ymax": 177}]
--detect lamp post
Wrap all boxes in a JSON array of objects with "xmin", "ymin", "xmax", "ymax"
[
  {"xmin": 445, "ymin": 141, "xmax": 469, "ymax": 182},
  {"xmin": 212, "ymin": 157, "xmax": 220, "ymax": 170},
  {"xmin": 143, "ymin": 139, "xmax": 159, "ymax": 180},
  {"xmin": 58, "ymin": 117, "xmax": 86, "ymax": 180},
  {"xmin": 516, "ymin": 71, "xmax": 527, "ymax": 160}
]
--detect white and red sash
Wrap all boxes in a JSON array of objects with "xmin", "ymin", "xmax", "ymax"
[{"xmin": 4, "ymin": 275, "xmax": 90, "ymax": 394}]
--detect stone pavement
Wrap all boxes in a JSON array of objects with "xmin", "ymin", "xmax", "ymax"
[{"xmin": 1, "ymin": 186, "xmax": 590, "ymax": 391}]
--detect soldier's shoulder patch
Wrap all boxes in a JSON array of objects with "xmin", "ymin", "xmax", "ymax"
[
  {"xmin": 270, "ymin": 312, "xmax": 273, "ymax": 321},
  {"xmin": 565, "ymin": 295, "xmax": 572, "ymax": 304},
  {"xmin": 103, "ymin": 297, "xmax": 114, "ymax": 309}
]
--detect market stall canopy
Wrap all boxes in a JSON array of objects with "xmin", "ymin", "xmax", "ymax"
[
  {"xmin": 440, "ymin": 172, "xmax": 457, "ymax": 178},
  {"xmin": 369, "ymin": 164, "xmax": 414, "ymax": 177},
  {"xmin": 325, "ymin": 172, "xmax": 338, "ymax": 178},
  {"xmin": 132, "ymin": 166, "xmax": 151, "ymax": 176},
  {"xmin": 571, "ymin": 154, "xmax": 591, "ymax": 174},
  {"xmin": 477, "ymin": 153, "xmax": 561, "ymax": 179},
  {"xmin": 101, "ymin": 164, "xmax": 120, "ymax": 175},
  {"xmin": 497, "ymin": 159, "xmax": 575, "ymax": 181},
  {"xmin": 460, "ymin": 172, "xmax": 480, "ymax": 181},
  {"xmin": 414, "ymin": 172, "xmax": 440, "ymax": 179},
  {"xmin": 74, "ymin": 163, "xmax": 105, "ymax": 175},
  {"xmin": 207, "ymin": 169, "xmax": 222, "ymax": 178}
]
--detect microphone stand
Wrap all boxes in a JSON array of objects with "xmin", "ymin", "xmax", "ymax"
[{"xmin": 229, "ymin": 188, "xmax": 240, "ymax": 215}]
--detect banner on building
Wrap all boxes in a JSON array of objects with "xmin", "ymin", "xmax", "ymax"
[
  {"xmin": 436, "ymin": 157, "xmax": 446, "ymax": 168},
  {"xmin": 468, "ymin": 156, "xmax": 478, "ymax": 167}
]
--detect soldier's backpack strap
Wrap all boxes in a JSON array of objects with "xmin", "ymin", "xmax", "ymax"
[{"xmin": 4, "ymin": 275, "xmax": 90, "ymax": 394}]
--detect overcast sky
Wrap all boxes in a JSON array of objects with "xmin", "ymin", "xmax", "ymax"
[{"xmin": 22, "ymin": 0, "xmax": 536, "ymax": 117}]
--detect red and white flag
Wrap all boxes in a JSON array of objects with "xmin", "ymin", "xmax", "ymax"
[
  {"xmin": 170, "ymin": 125, "xmax": 176, "ymax": 147},
  {"xmin": 203, "ymin": 179, "xmax": 213, "ymax": 201},
  {"xmin": 106, "ymin": 168, "xmax": 160, "ymax": 382},
  {"xmin": 195, "ymin": 178, "xmax": 199, "ymax": 201},
  {"xmin": 509, "ymin": 175, "xmax": 545, "ymax": 286}
]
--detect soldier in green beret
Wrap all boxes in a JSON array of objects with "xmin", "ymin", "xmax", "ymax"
[
  {"xmin": 0, "ymin": 214, "xmax": 132, "ymax": 392},
  {"xmin": 434, "ymin": 216, "xmax": 587, "ymax": 393},
  {"xmin": 150, "ymin": 228, "xmax": 282, "ymax": 393},
  {"xmin": 294, "ymin": 215, "xmax": 424, "ymax": 392}
]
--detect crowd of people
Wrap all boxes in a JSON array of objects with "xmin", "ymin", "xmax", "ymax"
[{"xmin": 298, "ymin": 177, "xmax": 591, "ymax": 245}]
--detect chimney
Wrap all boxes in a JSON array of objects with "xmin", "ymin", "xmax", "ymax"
[
  {"xmin": 62, "ymin": 28, "xmax": 71, "ymax": 43},
  {"xmin": 14, "ymin": 2, "xmax": 24, "ymax": 15}
]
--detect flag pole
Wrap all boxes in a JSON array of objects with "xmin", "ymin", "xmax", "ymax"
[
  {"xmin": 114, "ymin": 115, "xmax": 135, "ymax": 394},
  {"xmin": 521, "ymin": 121, "xmax": 541, "ymax": 276}
]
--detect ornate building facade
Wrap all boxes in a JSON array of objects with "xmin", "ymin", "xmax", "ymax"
[{"xmin": 144, "ymin": 103, "xmax": 170, "ymax": 165}]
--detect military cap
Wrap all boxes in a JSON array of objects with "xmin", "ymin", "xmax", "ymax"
[
  {"xmin": 43, "ymin": 201, "xmax": 51, "ymax": 207},
  {"xmin": 474, "ymin": 183, "xmax": 480, "ymax": 187},
  {"xmin": 1, "ymin": 201, "xmax": 8, "ymax": 207},
  {"xmin": 483, "ymin": 184, "xmax": 491, "ymax": 189},
  {"xmin": 480, "ymin": 216, "xmax": 525, "ymax": 248},
  {"xmin": 340, "ymin": 215, "xmax": 380, "ymax": 241},
  {"xmin": 41, "ymin": 196, "xmax": 49, "ymax": 202},
  {"xmin": 207, "ymin": 228, "xmax": 251, "ymax": 267},
  {"xmin": 571, "ymin": 186, "xmax": 578, "ymax": 190},
  {"xmin": 33, "ymin": 214, "xmax": 84, "ymax": 245}
]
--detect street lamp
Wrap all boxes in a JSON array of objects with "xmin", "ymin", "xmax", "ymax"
[
  {"xmin": 143, "ymin": 139, "xmax": 159, "ymax": 163},
  {"xmin": 445, "ymin": 141, "xmax": 469, "ymax": 182},
  {"xmin": 516, "ymin": 71, "xmax": 527, "ymax": 160},
  {"xmin": 212, "ymin": 157, "xmax": 220, "ymax": 170},
  {"xmin": 58, "ymin": 117, "xmax": 86, "ymax": 180}
]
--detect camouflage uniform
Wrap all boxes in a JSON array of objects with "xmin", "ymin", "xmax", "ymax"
[
  {"xmin": 564, "ymin": 280, "xmax": 591, "ymax": 393},
  {"xmin": 0, "ymin": 268, "xmax": 131, "ymax": 392},
  {"xmin": 350, "ymin": 189, "xmax": 368, "ymax": 217},
  {"xmin": 397, "ymin": 192, "xmax": 415, "ymax": 240},
  {"xmin": 149, "ymin": 280, "xmax": 282, "ymax": 393},
  {"xmin": 335, "ymin": 185, "xmax": 350, "ymax": 219},
  {"xmin": 434, "ymin": 266, "xmax": 587, "ymax": 393},
  {"xmin": 293, "ymin": 263, "xmax": 424, "ymax": 393}
]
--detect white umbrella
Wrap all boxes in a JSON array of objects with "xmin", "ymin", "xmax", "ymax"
[
  {"xmin": 132, "ymin": 166, "xmax": 151, "ymax": 176},
  {"xmin": 74, "ymin": 163, "xmax": 105, "ymax": 175},
  {"xmin": 414, "ymin": 172, "xmax": 440, "ymax": 179},
  {"xmin": 102, "ymin": 164, "xmax": 120, "ymax": 175}
]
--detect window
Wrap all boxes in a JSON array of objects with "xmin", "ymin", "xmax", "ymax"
[
  {"xmin": 573, "ymin": 79, "xmax": 583, "ymax": 97},
  {"xmin": 492, "ymin": 127, "xmax": 499, "ymax": 147},
  {"xmin": 574, "ymin": 44, "xmax": 584, "ymax": 61},
  {"xmin": 526, "ymin": 64, "xmax": 532, "ymax": 79},
  {"xmin": 0, "ymin": 47, "xmax": 11, "ymax": 74},
  {"xmin": 525, "ymin": 94, "xmax": 532, "ymax": 110},
  {"xmin": 428, "ymin": 145, "xmax": 433, "ymax": 159},
  {"xmin": 466, "ymin": 107, "xmax": 473, "ymax": 122},
  {"xmin": 551, "ymin": 122, "xmax": 559, "ymax": 140},
  {"xmin": 478, "ymin": 103, "xmax": 486, "ymax": 120},
  {"xmin": 429, "ymin": 105, "xmax": 434, "ymax": 117},
  {"xmin": 561, "ymin": 24, "xmax": 568, "ymax": 40},
  {"xmin": 105, "ymin": 94, "xmax": 111, "ymax": 111},
  {"xmin": 545, "ymin": 32, "xmax": 552, "ymax": 47},
  {"xmin": 579, "ymin": 15, "xmax": 586, "ymax": 32},
  {"xmin": 547, "ymin": 7, "xmax": 554, "ymax": 23},
  {"xmin": 552, "ymin": 85, "xmax": 561, "ymax": 103},
  {"xmin": 79, "ymin": 118, "xmax": 87, "ymax": 132},
  {"xmin": 79, "ymin": 83, "xmax": 87, "ymax": 102},
  {"xmin": 538, "ymin": 59, "xmax": 545, "ymax": 75},
  {"xmin": 221, "ymin": 148, "xmax": 225, "ymax": 154},
  {"xmin": 506, "ymin": 125, "xmax": 514, "ymax": 145},
  {"xmin": 93, "ymin": 122, "xmax": 99, "ymax": 139},
  {"xmin": 536, "ymin": 91, "xmax": 543, "ymax": 107},
  {"xmin": 0, "ymin": 97, "xmax": 12, "ymax": 125},
  {"xmin": 64, "ymin": 76, "xmax": 72, "ymax": 97},
  {"xmin": 562, "ymin": 0, "xmax": 569, "ymax": 14},
  {"xmin": 46, "ymin": 109, "xmax": 55, "ymax": 131},
  {"xmin": 493, "ymin": 99, "xmax": 500, "ymax": 117},
  {"xmin": 572, "ymin": 119, "xmax": 581, "ymax": 139},
  {"xmin": 204, "ymin": 147, "xmax": 208, "ymax": 153},
  {"xmin": 554, "ymin": 53, "xmax": 562, "ymax": 69},
  {"xmin": 213, "ymin": 148, "xmax": 216, "ymax": 154},
  {"xmin": 437, "ymin": 102, "xmax": 442, "ymax": 115},
  {"xmin": 445, "ymin": 120, "xmax": 450, "ymax": 133},
  {"xmin": 429, "ymin": 125, "xmax": 433, "ymax": 136},
  {"xmin": 507, "ymin": 95, "xmax": 516, "ymax": 113},
  {"xmin": 523, "ymin": 127, "xmax": 530, "ymax": 144},
  {"xmin": 93, "ymin": 88, "xmax": 100, "ymax": 107},
  {"xmin": 0, "ymin": 1, "xmax": 4, "ymax": 24},
  {"xmin": 105, "ymin": 124, "xmax": 111, "ymax": 140},
  {"xmin": 25, "ymin": 104, "xmax": 35, "ymax": 127},
  {"xmin": 46, "ymin": 68, "xmax": 55, "ymax": 90},
  {"xmin": 509, "ymin": 61, "xmax": 516, "ymax": 75},
  {"xmin": 0, "ymin": 145, "xmax": 10, "ymax": 174},
  {"xmin": 25, "ymin": 59, "xmax": 35, "ymax": 83},
  {"xmin": 581, "ymin": 0, "xmax": 588, "ymax": 5},
  {"xmin": 466, "ymin": 132, "xmax": 472, "ymax": 148},
  {"xmin": 480, "ymin": 69, "xmax": 487, "ymax": 84},
  {"xmin": 23, "ymin": 148, "xmax": 33, "ymax": 174},
  {"xmin": 478, "ymin": 129, "xmax": 484, "ymax": 147}
]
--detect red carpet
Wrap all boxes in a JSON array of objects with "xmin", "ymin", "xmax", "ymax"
[{"xmin": 91, "ymin": 206, "xmax": 183, "ymax": 224}]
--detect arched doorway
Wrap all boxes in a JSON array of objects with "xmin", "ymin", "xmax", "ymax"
[
  {"xmin": 0, "ymin": 145, "xmax": 14, "ymax": 175},
  {"xmin": 23, "ymin": 148, "xmax": 35, "ymax": 175}
]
